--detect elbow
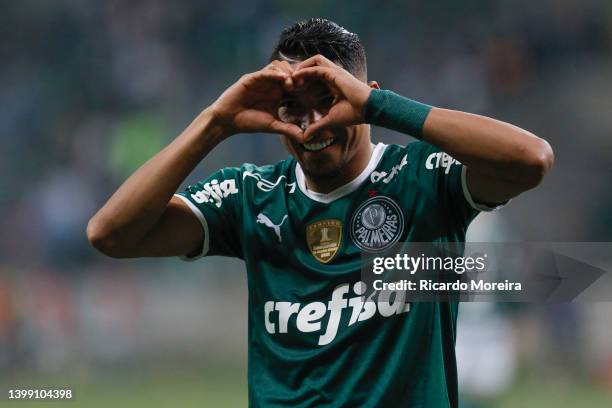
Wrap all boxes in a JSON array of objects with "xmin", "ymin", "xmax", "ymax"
[
  {"xmin": 518, "ymin": 138, "xmax": 555, "ymax": 189},
  {"xmin": 86, "ymin": 218, "xmax": 129, "ymax": 258}
]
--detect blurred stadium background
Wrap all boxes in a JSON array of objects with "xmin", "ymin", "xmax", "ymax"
[{"xmin": 1, "ymin": 1, "xmax": 612, "ymax": 407}]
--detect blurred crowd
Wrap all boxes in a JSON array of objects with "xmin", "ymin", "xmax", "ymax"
[{"xmin": 1, "ymin": 0, "xmax": 612, "ymax": 404}]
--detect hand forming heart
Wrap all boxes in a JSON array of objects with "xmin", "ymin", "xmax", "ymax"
[{"xmin": 208, "ymin": 55, "xmax": 375, "ymax": 143}]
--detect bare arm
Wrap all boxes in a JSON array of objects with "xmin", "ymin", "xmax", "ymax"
[
  {"xmin": 422, "ymin": 109, "xmax": 554, "ymax": 204},
  {"xmin": 290, "ymin": 55, "xmax": 554, "ymax": 204},
  {"xmin": 86, "ymin": 110, "xmax": 224, "ymax": 258},
  {"xmin": 87, "ymin": 63, "xmax": 302, "ymax": 258}
]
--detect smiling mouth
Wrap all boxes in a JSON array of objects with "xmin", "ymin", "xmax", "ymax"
[{"xmin": 302, "ymin": 136, "xmax": 335, "ymax": 152}]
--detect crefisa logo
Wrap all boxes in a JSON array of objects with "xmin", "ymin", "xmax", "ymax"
[{"xmin": 350, "ymin": 196, "xmax": 404, "ymax": 252}]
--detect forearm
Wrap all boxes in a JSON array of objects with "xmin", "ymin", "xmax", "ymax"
[
  {"xmin": 365, "ymin": 89, "xmax": 554, "ymax": 188},
  {"xmin": 422, "ymin": 108, "xmax": 553, "ymax": 185},
  {"xmin": 87, "ymin": 108, "xmax": 226, "ymax": 250}
]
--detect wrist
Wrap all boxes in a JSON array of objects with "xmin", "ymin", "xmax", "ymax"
[
  {"xmin": 364, "ymin": 89, "xmax": 433, "ymax": 139},
  {"xmin": 354, "ymin": 84, "xmax": 374, "ymax": 119},
  {"xmin": 185, "ymin": 107, "xmax": 231, "ymax": 153},
  {"xmin": 201, "ymin": 106, "xmax": 235, "ymax": 139}
]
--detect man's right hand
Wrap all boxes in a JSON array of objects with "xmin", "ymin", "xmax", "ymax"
[
  {"xmin": 209, "ymin": 61, "xmax": 304, "ymax": 142},
  {"xmin": 88, "ymin": 62, "xmax": 305, "ymax": 259}
]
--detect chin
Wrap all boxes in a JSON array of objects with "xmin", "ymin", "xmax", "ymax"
[
  {"xmin": 298, "ymin": 141, "xmax": 348, "ymax": 178},
  {"xmin": 302, "ymin": 162, "xmax": 345, "ymax": 181},
  {"xmin": 300, "ymin": 151, "xmax": 349, "ymax": 180}
]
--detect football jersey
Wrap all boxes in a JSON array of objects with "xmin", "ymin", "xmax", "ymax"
[{"xmin": 175, "ymin": 141, "xmax": 496, "ymax": 407}]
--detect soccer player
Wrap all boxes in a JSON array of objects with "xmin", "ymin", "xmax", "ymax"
[{"xmin": 87, "ymin": 18, "xmax": 553, "ymax": 407}]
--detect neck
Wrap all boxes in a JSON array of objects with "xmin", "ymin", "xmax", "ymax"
[{"xmin": 304, "ymin": 137, "xmax": 374, "ymax": 194}]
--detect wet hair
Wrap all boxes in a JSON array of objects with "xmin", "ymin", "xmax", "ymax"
[{"xmin": 270, "ymin": 18, "xmax": 367, "ymax": 80}]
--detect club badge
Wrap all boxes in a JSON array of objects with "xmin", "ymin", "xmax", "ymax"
[
  {"xmin": 350, "ymin": 196, "xmax": 404, "ymax": 252},
  {"xmin": 306, "ymin": 219, "xmax": 343, "ymax": 263}
]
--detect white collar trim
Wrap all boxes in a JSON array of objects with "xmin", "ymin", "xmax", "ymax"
[{"xmin": 295, "ymin": 142, "xmax": 387, "ymax": 204}]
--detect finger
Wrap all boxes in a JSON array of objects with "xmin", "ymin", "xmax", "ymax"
[
  {"xmin": 303, "ymin": 116, "xmax": 334, "ymax": 141},
  {"xmin": 283, "ymin": 75, "xmax": 295, "ymax": 92},
  {"xmin": 295, "ymin": 54, "xmax": 338, "ymax": 70},
  {"xmin": 268, "ymin": 120, "xmax": 304, "ymax": 142},
  {"xmin": 269, "ymin": 60, "xmax": 295, "ymax": 74},
  {"xmin": 267, "ymin": 61, "xmax": 295, "ymax": 90},
  {"xmin": 263, "ymin": 63, "xmax": 281, "ymax": 72},
  {"xmin": 291, "ymin": 67, "xmax": 338, "ymax": 90},
  {"xmin": 249, "ymin": 69, "xmax": 289, "ymax": 83}
]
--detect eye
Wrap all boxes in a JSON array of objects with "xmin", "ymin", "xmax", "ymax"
[
  {"xmin": 280, "ymin": 97, "xmax": 297, "ymax": 109},
  {"xmin": 319, "ymin": 95, "xmax": 336, "ymax": 108}
]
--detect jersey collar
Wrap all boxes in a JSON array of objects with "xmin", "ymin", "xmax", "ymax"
[{"xmin": 295, "ymin": 142, "xmax": 387, "ymax": 204}]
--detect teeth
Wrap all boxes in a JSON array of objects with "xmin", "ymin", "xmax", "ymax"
[{"xmin": 303, "ymin": 137, "xmax": 335, "ymax": 152}]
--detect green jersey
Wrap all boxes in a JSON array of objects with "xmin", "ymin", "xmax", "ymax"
[{"xmin": 175, "ymin": 139, "xmax": 496, "ymax": 407}]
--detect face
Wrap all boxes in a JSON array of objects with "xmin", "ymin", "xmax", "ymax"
[{"xmin": 278, "ymin": 73, "xmax": 370, "ymax": 181}]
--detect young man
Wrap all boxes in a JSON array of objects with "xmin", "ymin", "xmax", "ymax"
[{"xmin": 87, "ymin": 18, "xmax": 553, "ymax": 407}]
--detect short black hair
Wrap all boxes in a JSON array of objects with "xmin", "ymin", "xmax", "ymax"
[{"xmin": 270, "ymin": 18, "xmax": 367, "ymax": 80}]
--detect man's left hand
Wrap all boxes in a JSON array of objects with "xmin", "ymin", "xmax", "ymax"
[{"xmin": 291, "ymin": 54, "xmax": 374, "ymax": 141}]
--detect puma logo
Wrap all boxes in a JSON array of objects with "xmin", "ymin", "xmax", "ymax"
[{"xmin": 256, "ymin": 213, "xmax": 288, "ymax": 243}]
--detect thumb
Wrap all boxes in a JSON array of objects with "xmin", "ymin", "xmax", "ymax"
[
  {"xmin": 303, "ymin": 116, "xmax": 333, "ymax": 142},
  {"xmin": 268, "ymin": 120, "xmax": 304, "ymax": 142}
]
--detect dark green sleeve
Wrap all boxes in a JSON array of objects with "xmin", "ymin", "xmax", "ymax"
[
  {"xmin": 364, "ymin": 89, "xmax": 433, "ymax": 139},
  {"xmin": 174, "ymin": 167, "xmax": 243, "ymax": 260}
]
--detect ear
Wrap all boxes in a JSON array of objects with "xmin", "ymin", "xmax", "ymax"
[{"xmin": 368, "ymin": 80, "xmax": 380, "ymax": 89}]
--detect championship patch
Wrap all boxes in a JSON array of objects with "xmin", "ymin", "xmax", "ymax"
[
  {"xmin": 306, "ymin": 219, "xmax": 343, "ymax": 263},
  {"xmin": 350, "ymin": 196, "xmax": 404, "ymax": 252}
]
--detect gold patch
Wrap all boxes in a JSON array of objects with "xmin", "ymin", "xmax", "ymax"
[{"xmin": 306, "ymin": 219, "xmax": 343, "ymax": 263}]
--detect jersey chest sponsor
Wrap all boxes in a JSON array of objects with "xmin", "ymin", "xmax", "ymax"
[{"xmin": 264, "ymin": 281, "xmax": 410, "ymax": 346}]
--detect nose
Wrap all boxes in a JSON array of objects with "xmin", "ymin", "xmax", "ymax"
[
  {"xmin": 299, "ymin": 109, "xmax": 323, "ymax": 130},
  {"xmin": 278, "ymin": 106, "xmax": 325, "ymax": 131},
  {"xmin": 310, "ymin": 109, "xmax": 323, "ymax": 123}
]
